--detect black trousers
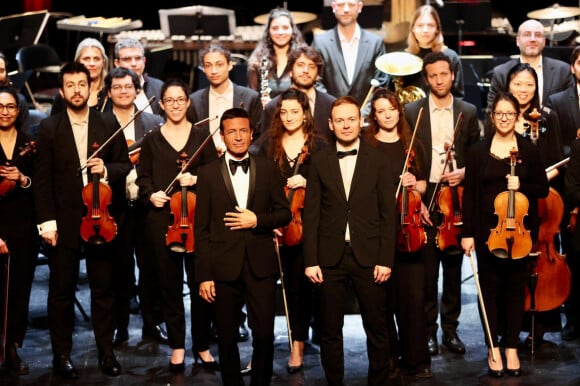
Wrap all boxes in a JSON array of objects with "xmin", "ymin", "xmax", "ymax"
[{"xmin": 318, "ymin": 244, "xmax": 391, "ymax": 386}]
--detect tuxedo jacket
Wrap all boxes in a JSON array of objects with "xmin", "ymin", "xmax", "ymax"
[
  {"xmin": 547, "ymin": 83, "xmax": 580, "ymax": 153},
  {"xmin": 303, "ymin": 139, "xmax": 396, "ymax": 269},
  {"xmin": 187, "ymin": 83, "xmax": 263, "ymax": 138},
  {"xmin": 261, "ymin": 89, "xmax": 336, "ymax": 142},
  {"xmin": 312, "ymin": 26, "xmax": 386, "ymax": 106},
  {"xmin": 34, "ymin": 109, "xmax": 132, "ymax": 249},
  {"xmin": 404, "ymin": 95, "xmax": 481, "ymax": 180},
  {"xmin": 194, "ymin": 154, "xmax": 291, "ymax": 283},
  {"xmin": 487, "ymin": 56, "xmax": 573, "ymax": 110}
]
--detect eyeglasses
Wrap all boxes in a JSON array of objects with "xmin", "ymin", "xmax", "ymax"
[
  {"xmin": 0, "ymin": 103, "xmax": 18, "ymax": 113},
  {"xmin": 119, "ymin": 55, "xmax": 144, "ymax": 63},
  {"xmin": 110, "ymin": 84, "xmax": 135, "ymax": 91},
  {"xmin": 162, "ymin": 97, "xmax": 188, "ymax": 105},
  {"xmin": 492, "ymin": 111, "xmax": 518, "ymax": 120}
]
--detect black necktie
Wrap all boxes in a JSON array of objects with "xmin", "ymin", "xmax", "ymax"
[
  {"xmin": 337, "ymin": 149, "xmax": 357, "ymax": 159},
  {"xmin": 229, "ymin": 158, "xmax": 249, "ymax": 175}
]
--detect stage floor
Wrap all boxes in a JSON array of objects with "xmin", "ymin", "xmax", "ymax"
[{"xmin": 2, "ymin": 259, "xmax": 580, "ymax": 385}]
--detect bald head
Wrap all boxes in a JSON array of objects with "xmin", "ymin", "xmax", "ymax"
[{"xmin": 516, "ymin": 19, "xmax": 546, "ymax": 60}]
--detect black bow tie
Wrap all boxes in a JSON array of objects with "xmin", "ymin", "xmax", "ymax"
[
  {"xmin": 229, "ymin": 158, "xmax": 249, "ymax": 175},
  {"xmin": 337, "ymin": 149, "xmax": 357, "ymax": 159}
]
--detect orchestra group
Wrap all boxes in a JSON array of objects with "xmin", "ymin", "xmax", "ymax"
[{"xmin": 2, "ymin": 1, "xmax": 580, "ymax": 385}]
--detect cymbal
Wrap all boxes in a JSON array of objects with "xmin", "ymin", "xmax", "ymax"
[
  {"xmin": 375, "ymin": 52, "xmax": 423, "ymax": 76},
  {"xmin": 527, "ymin": 3, "xmax": 580, "ymax": 20},
  {"xmin": 253, "ymin": 11, "xmax": 317, "ymax": 25}
]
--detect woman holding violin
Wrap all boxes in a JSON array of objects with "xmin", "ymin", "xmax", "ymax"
[
  {"xmin": 461, "ymin": 92, "xmax": 549, "ymax": 377},
  {"xmin": 504, "ymin": 62, "xmax": 565, "ymax": 348},
  {"xmin": 136, "ymin": 78, "xmax": 218, "ymax": 372},
  {"xmin": 364, "ymin": 88, "xmax": 431, "ymax": 379},
  {"xmin": 0, "ymin": 86, "xmax": 38, "ymax": 375},
  {"xmin": 255, "ymin": 88, "xmax": 326, "ymax": 373}
]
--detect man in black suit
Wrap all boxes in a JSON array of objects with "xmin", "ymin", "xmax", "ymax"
[
  {"xmin": 312, "ymin": 0, "xmax": 387, "ymax": 111},
  {"xmin": 487, "ymin": 19, "xmax": 573, "ymax": 110},
  {"xmin": 34, "ymin": 62, "xmax": 132, "ymax": 379},
  {"xmin": 195, "ymin": 108, "xmax": 291, "ymax": 386},
  {"xmin": 102, "ymin": 67, "xmax": 168, "ymax": 349},
  {"xmin": 189, "ymin": 44, "xmax": 263, "ymax": 158},
  {"xmin": 549, "ymin": 45, "xmax": 580, "ymax": 341},
  {"xmin": 304, "ymin": 96, "xmax": 395, "ymax": 386},
  {"xmin": 404, "ymin": 52, "xmax": 480, "ymax": 356},
  {"xmin": 260, "ymin": 46, "xmax": 336, "ymax": 143}
]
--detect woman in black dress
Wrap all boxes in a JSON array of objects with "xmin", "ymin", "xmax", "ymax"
[
  {"xmin": 461, "ymin": 92, "xmax": 548, "ymax": 377},
  {"xmin": 136, "ymin": 79, "xmax": 218, "ymax": 371}
]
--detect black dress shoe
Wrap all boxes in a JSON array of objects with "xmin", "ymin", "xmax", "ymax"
[
  {"xmin": 193, "ymin": 352, "xmax": 220, "ymax": 371},
  {"xmin": 414, "ymin": 367, "xmax": 433, "ymax": 379},
  {"xmin": 427, "ymin": 334, "xmax": 439, "ymax": 355},
  {"xmin": 240, "ymin": 364, "xmax": 252, "ymax": 375},
  {"xmin": 4, "ymin": 344, "xmax": 29, "ymax": 375},
  {"xmin": 238, "ymin": 323, "xmax": 249, "ymax": 342},
  {"xmin": 506, "ymin": 367, "xmax": 521, "ymax": 377},
  {"xmin": 143, "ymin": 324, "xmax": 169, "ymax": 345},
  {"xmin": 52, "ymin": 355, "xmax": 79, "ymax": 379},
  {"xmin": 112, "ymin": 328, "xmax": 129, "ymax": 348},
  {"xmin": 287, "ymin": 363, "xmax": 304, "ymax": 374},
  {"xmin": 562, "ymin": 324, "xmax": 579, "ymax": 341},
  {"xmin": 443, "ymin": 334, "xmax": 466, "ymax": 354},
  {"xmin": 100, "ymin": 355, "xmax": 121, "ymax": 376}
]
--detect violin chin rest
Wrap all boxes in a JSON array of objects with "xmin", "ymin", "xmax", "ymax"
[
  {"xmin": 87, "ymin": 235, "xmax": 107, "ymax": 245},
  {"xmin": 490, "ymin": 248, "xmax": 509, "ymax": 259},
  {"xmin": 168, "ymin": 243, "xmax": 186, "ymax": 254}
]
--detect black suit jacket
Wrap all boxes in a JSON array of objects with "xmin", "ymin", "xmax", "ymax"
[
  {"xmin": 187, "ymin": 83, "xmax": 263, "ymax": 138},
  {"xmin": 194, "ymin": 154, "xmax": 291, "ymax": 283},
  {"xmin": 404, "ymin": 96, "xmax": 480, "ymax": 181},
  {"xmin": 565, "ymin": 139, "xmax": 580, "ymax": 250},
  {"xmin": 312, "ymin": 26, "xmax": 386, "ymax": 106},
  {"xmin": 487, "ymin": 56, "xmax": 573, "ymax": 110},
  {"xmin": 547, "ymin": 83, "xmax": 580, "ymax": 154},
  {"xmin": 261, "ymin": 89, "xmax": 336, "ymax": 142},
  {"xmin": 34, "ymin": 109, "xmax": 132, "ymax": 249},
  {"xmin": 303, "ymin": 139, "xmax": 395, "ymax": 269}
]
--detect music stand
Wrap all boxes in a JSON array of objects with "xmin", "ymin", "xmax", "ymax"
[
  {"xmin": 158, "ymin": 6, "xmax": 235, "ymax": 38},
  {"xmin": 0, "ymin": 10, "xmax": 50, "ymax": 71}
]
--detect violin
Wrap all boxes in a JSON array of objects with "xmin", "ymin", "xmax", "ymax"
[
  {"xmin": 396, "ymin": 149, "xmax": 427, "ymax": 253},
  {"xmin": 126, "ymin": 129, "xmax": 154, "ymax": 165},
  {"xmin": 487, "ymin": 147, "xmax": 533, "ymax": 259},
  {"xmin": 527, "ymin": 107, "xmax": 542, "ymax": 145},
  {"xmin": 0, "ymin": 141, "xmax": 37, "ymax": 198},
  {"xmin": 80, "ymin": 142, "xmax": 117, "ymax": 244},
  {"xmin": 277, "ymin": 146, "xmax": 308, "ymax": 247},
  {"xmin": 166, "ymin": 152, "xmax": 196, "ymax": 253},
  {"xmin": 435, "ymin": 142, "xmax": 463, "ymax": 255}
]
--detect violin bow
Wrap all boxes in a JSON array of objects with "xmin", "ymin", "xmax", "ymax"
[
  {"xmin": 78, "ymin": 96, "xmax": 157, "ymax": 174},
  {"xmin": 163, "ymin": 116, "xmax": 219, "ymax": 195},
  {"xmin": 395, "ymin": 107, "xmax": 423, "ymax": 199},
  {"xmin": 427, "ymin": 112, "xmax": 464, "ymax": 213}
]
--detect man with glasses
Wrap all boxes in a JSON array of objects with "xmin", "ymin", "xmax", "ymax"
[
  {"xmin": 114, "ymin": 38, "xmax": 163, "ymax": 115},
  {"xmin": 260, "ymin": 46, "xmax": 336, "ymax": 143},
  {"xmin": 487, "ymin": 19, "xmax": 573, "ymax": 109},
  {"xmin": 404, "ymin": 52, "xmax": 480, "ymax": 363}
]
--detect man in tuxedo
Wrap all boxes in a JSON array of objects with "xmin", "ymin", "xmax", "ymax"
[
  {"xmin": 195, "ymin": 108, "xmax": 291, "ymax": 386},
  {"xmin": 312, "ymin": 0, "xmax": 387, "ymax": 112},
  {"xmin": 303, "ymin": 96, "xmax": 395, "ymax": 386},
  {"xmin": 260, "ymin": 46, "xmax": 336, "ymax": 143},
  {"xmin": 102, "ymin": 67, "xmax": 168, "ymax": 349},
  {"xmin": 487, "ymin": 19, "xmax": 572, "ymax": 109},
  {"xmin": 548, "ymin": 45, "xmax": 580, "ymax": 341},
  {"xmin": 404, "ymin": 52, "xmax": 480, "ymax": 356},
  {"xmin": 189, "ymin": 44, "xmax": 263, "ymax": 158},
  {"xmin": 34, "ymin": 62, "xmax": 132, "ymax": 379}
]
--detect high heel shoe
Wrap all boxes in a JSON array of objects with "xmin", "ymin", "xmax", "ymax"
[
  {"xmin": 169, "ymin": 361, "xmax": 185, "ymax": 373},
  {"xmin": 287, "ymin": 363, "xmax": 304, "ymax": 374},
  {"xmin": 506, "ymin": 368, "xmax": 521, "ymax": 377},
  {"xmin": 505, "ymin": 348, "xmax": 521, "ymax": 377},
  {"xmin": 487, "ymin": 348, "xmax": 504, "ymax": 378},
  {"xmin": 193, "ymin": 351, "xmax": 220, "ymax": 371}
]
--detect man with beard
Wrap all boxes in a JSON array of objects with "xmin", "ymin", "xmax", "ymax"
[
  {"xmin": 487, "ymin": 19, "xmax": 572, "ymax": 109},
  {"xmin": 34, "ymin": 62, "xmax": 131, "ymax": 379},
  {"xmin": 404, "ymin": 52, "xmax": 480, "ymax": 357},
  {"xmin": 259, "ymin": 46, "xmax": 336, "ymax": 143}
]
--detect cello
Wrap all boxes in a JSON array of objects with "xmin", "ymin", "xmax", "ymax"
[
  {"xmin": 80, "ymin": 142, "xmax": 117, "ymax": 244},
  {"xmin": 435, "ymin": 142, "xmax": 464, "ymax": 256},
  {"xmin": 276, "ymin": 146, "xmax": 308, "ymax": 247},
  {"xmin": 487, "ymin": 148, "xmax": 533, "ymax": 259}
]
